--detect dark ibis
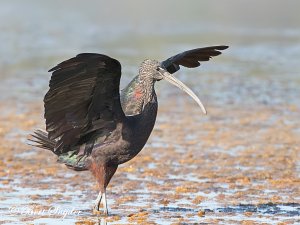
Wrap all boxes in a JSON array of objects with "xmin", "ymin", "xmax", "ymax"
[{"xmin": 29, "ymin": 45, "xmax": 228, "ymax": 215}]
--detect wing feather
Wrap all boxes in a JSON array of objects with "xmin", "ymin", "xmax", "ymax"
[
  {"xmin": 161, "ymin": 45, "xmax": 228, "ymax": 73},
  {"xmin": 44, "ymin": 53, "xmax": 125, "ymax": 153}
]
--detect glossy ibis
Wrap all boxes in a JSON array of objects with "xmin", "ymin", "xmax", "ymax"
[{"xmin": 29, "ymin": 45, "xmax": 228, "ymax": 215}]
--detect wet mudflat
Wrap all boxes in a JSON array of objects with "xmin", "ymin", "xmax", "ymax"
[
  {"xmin": 1, "ymin": 0, "xmax": 300, "ymax": 224},
  {"xmin": 1, "ymin": 93, "xmax": 299, "ymax": 224}
]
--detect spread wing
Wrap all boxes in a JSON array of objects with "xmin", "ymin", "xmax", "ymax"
[
  {"xmin": 44, "ymin": 53, "xmax": 125, "ymax": 153},
  {"xmin": 161, "ymin": 45, "xmax": 228, "ymax": 74}
]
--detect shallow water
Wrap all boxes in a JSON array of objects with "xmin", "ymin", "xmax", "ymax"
[{"xmin": 0, "ymin": 0, "xmax": 300, "ymax": 224}]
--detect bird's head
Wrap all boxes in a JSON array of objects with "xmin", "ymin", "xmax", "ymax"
[
  {"xmin": 139, "ymin": 59, "xmax": 163, "ymax": 81},
  {"xmin": 139, "ymin": 59, "xmax": 207, "ymax": 114}
]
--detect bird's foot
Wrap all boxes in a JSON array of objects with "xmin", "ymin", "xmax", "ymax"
[
  {"xmin": 93, "ymin": 191, "xmax": 102, "ymax": 213},
  {"xmin": 93, "ymin": 204, "xmax": 100, "ymax": 212},
  {"xmin": 92, "ymin": 206, "xmax": 109, "ymax": 216},
  {"xmin": 92, "ymin": 191, "xmax": 109, "ymax": 216},
  {"xmin": 93, "ymin": 207, "xmax": 103, "ymax": 216}
]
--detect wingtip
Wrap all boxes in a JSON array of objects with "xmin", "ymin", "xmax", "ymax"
[
  {"xmin": 214, "ymin": 45, "xmax": 229, "ymax": 50},
  {"xmin": 48, "ymin": 66, "xmax": 57, "ymax": 72}
]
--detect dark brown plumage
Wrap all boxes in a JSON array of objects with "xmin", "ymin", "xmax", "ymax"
[
  {"xmin": 29, "ymin": 45, "xmax": 228, "ymax": 215},
  {"xmin": 161, "ymin": 45, "xmax": 228, "ymax": 73}
]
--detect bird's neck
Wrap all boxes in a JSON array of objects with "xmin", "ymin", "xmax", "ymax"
[
  {"xmin": 121, "ymin": 75, "xmax": 157, "ymax": 116},
  {"xmin": 121, "ymin": 74, "xmax": 158, "ymax": 153}
]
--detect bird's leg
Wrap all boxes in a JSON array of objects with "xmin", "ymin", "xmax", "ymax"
[
  {"xmin": 101, "ymin": 165, "xmax": 117, "ymax": 216},
  {"xmin": 102, "ymin": 191, "xmax": 108, "ymax": 215},
  {"xmin": 90, "ymin": 162, "xmax": 118, "ymax": 215},
  {"xmin": 93, "ymin": 190, "xmax": 102, "ymax": 211},
  {"xmin": 94, "ymin": 189, "xmax": 108, "ymax": 215}
]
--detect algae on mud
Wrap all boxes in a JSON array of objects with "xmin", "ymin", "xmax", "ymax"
[{"xmin": 1, "ymin": 99, "xmax": 299, "ymax": 224}]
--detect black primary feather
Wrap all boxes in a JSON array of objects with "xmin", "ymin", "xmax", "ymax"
[
  {"xmin": 44, "ymin": 53, "xmax": 125, "ymax": 153},
  {"xmin": 161, "ymin": 45, "xmax": 228, "ymax": 74}
]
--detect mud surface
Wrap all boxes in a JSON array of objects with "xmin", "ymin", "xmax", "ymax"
[
  {"xmin": 1, "ymin": 1, "xmax": 300, "ymax": 224},
  {"xmin": 1, "ymin": 96, "xmax": 299, "ymax": 224}
]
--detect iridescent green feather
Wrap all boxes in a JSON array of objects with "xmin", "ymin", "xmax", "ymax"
[{"xmin": 57, "ymin": 150, "xmax": 88, "ymax": 171}]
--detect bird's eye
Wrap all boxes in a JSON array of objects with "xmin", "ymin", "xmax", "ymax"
[{"xmin": 156, "ymin": 67, "xmax": 160, "ymax": 71}]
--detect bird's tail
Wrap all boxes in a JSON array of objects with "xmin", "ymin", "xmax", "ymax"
[
  {"xmin": 28, "ymin": 129, "xmax": 57, "ymax": 154},
  {"xmin": 28, "ymin": 129, "xmax": 89, "ymax": 171}
]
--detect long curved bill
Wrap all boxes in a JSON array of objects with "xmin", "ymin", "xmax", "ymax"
[{"xmin": 162, "ymin": 72, "xmax": 207, "ymax": 114}]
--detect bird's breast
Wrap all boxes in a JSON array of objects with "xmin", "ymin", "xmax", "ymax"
[{"xmin": 91, "ymin": 100, "xmax": 158, "ymax": 166}]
